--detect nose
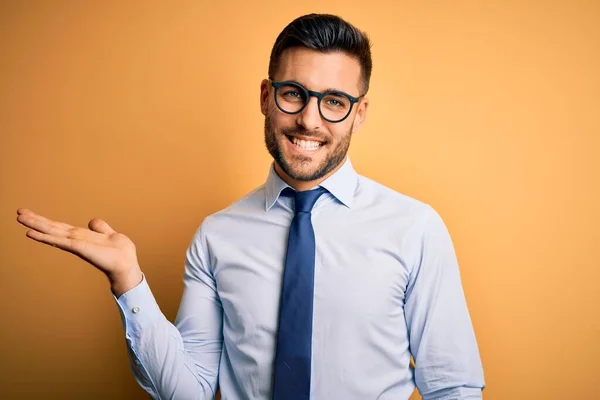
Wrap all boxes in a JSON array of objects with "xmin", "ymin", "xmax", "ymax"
[{"xmin": 295, "ymin": 96, "xmax": 322, "ymax": 131}]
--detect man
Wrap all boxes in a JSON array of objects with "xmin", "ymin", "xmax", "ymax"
[{"xmin": 16, "ymin": 13, "xmax": 485, "ymax": 400}]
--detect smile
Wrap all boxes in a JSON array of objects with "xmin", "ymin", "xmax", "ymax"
[{"xmin": 285, "ymin": 135, "xmax": 325, "ymax": 151}]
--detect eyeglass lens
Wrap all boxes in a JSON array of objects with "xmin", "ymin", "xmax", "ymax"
[{"xmin": 275, "ymin": 83, "xmax": 352, "ymax": 122}]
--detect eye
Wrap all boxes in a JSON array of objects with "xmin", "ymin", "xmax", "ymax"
[
  {"xmin": 283, "ymin": 90, "xmax": 302, "ymax": 98},
  {"xmin": 323, "ymin": 94, "xmax": 348, "ymax": 109},
  {"xmin": 278, "ymin": 85, "xmax": 306, "ymax": 102}
]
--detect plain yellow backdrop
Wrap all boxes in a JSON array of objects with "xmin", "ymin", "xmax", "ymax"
[{"xmin": 1, "ymin": 1, "xmax": 598, "ymax": 399}]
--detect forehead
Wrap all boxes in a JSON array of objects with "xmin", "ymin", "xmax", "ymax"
[{"xmin": 274, "ymin": 47, "xmax": 362, "ymax": 96}]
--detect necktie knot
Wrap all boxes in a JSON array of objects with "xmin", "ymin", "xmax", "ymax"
[{"xmin": 283, "ymin": 187, "xmax": 328, "ymax": 215}]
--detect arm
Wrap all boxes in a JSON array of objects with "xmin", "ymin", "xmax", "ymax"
[
  {"xmin": 115, "ymin": 228, "xmax": 222, "ymax": 399},
  {"xmin": 16, "ymin": 209, "xmax": 222, "ymax": 399},
  {"xmin": 404, "ymin": 206, "xmax": 485, "ymax": 400}
]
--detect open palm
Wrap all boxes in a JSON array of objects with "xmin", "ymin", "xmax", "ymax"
[{"xmin": 16, "ymin": 208, "xmax": 142, "ymax": 295}]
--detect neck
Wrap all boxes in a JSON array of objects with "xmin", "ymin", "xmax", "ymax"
[{"xmin": 273, "ymin": 159, "xmax": 345, "ymax": 192}]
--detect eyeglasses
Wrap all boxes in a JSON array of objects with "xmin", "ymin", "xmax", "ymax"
[{"xmin": 269, "ymin": 79, "xmax": 364, "ymax": 123}]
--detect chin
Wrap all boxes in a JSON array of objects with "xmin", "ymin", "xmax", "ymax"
[
  {"xmin": 265, "ymin": 116, "xmax": 348, "ymax": 182},
  {"xmin": 287, "ymin": 166, "xmax": 323, "ymax": 181},
  {"xmin": 280, "ymin": 155, "xmax": 332, "ymax": 182}
]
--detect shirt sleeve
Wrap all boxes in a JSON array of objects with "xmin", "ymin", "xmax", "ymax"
[
  {"xmin": 404, "ymin": 206, "xmax": 486, "ymax": 399},
  {"xmin": 115, "ymin": 223, "xmax": 223, "ymax": 399}
]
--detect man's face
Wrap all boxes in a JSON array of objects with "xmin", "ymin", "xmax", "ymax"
[{"xmin": 260, "ymin": 48, "xmax": 368, "ymax": 183}]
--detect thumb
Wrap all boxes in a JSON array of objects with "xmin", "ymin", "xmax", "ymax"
[{"xmin": 88, "ymin": 218, "xmax": 116, "ymax": 235}]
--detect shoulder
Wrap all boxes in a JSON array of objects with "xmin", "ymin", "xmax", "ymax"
[
  {"xmin": 192, "ymin": 184, "xmax": 267, "ymax": 238},
  {"xmin": 355, "ymin": 174, "xmax": 433, "ymax": 216},
  {"xmin": 354, "ymin": 174, "xmax": 450, "ymax": 236},
  {"xmin": 183, "ymin": 184, "xmax": 267, "ymax": 271}
]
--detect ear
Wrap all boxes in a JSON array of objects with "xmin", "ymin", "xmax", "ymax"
[
  {"xmin": 260, "ymin": 79, "xmax": 270, "ymax": 116},
  {"xmin": 351, "ymin": 96, "xmax": 369, "ymax": 133}
]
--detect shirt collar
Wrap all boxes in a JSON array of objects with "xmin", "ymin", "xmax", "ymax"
[{"xmin": 264, "ymin": 157, "xmax": 358, "ymax": 211}]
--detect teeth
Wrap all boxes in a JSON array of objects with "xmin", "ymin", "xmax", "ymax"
[{"xmin": 292, "ymin": 137, "xmax": 322, "ymax": 150}]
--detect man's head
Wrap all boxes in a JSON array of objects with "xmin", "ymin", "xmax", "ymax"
[{"xmin": 260, "ymin": 14, "xmax": 372, "ymax": 189}]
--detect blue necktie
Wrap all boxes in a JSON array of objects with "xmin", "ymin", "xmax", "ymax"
[{"xmin": 273, "ymin": 186, "xmax": 328, "ymax": 400}]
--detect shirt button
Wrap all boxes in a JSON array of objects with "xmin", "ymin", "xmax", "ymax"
[{"xmin": 132, "ymin": 306, "xmax": 140, "ymax": 314}]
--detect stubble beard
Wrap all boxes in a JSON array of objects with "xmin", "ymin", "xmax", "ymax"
[{"xmin": 264, "ymin": 115, "xmax": 352, "ymax": 182}]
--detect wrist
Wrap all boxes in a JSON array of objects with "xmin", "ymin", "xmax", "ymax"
[{"xmin": 109, "ymin": 267, "xmax": 143, "ymax": 298}]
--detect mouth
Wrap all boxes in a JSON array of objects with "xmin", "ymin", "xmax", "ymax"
[{"xmin": 285, "ymin": 134, "xmax": 326, "ymax": 152}]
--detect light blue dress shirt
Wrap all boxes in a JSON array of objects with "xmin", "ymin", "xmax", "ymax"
[{"xmin": 116, "ymin": 157, "xmax": 485, "ymax": 399}]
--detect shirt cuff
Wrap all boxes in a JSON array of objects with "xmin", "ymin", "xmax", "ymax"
[
  {"xmin": 422, "ymin": 387, "xmax": 483, "ymax": 400},
  {"xmin": 114, "ymin": 275, "xmax": 164, "ymax": 340}
]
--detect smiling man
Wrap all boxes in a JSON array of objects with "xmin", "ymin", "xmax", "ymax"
[
  {"xmin": 262, "ymin": 44, "xmax": 367, "ymax": 189},
  {"xmin": 17, "ymin": 13, "xmax": 485, "ymax": 400}
]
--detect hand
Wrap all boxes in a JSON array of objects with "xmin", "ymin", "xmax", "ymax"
[{"xmin": 16, "ymin": 208, "xmax": 143, "ymax": 297}]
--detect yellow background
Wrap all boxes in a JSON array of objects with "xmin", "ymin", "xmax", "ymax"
[{"xmin": 1, "ymin": 1, "xmax": 598, "ymax": 399}]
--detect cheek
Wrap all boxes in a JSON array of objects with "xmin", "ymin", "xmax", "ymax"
[
  {"xmin": 267, "ymin": 104, "xmax": 284, "ymax": 122},
  {"xmin": 269, "ymin": 112, "xmax": 295, "ymax": 133},
  {"xmin": 269, "ymin": 118, "xmax": 286, "ymax": 136},
  {"xmin": 328, "ymin": 124, "xmax": 351, "ymax": 142}
]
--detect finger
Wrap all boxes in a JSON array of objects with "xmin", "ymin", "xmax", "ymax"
[
  {"xmin": 26, "ymin": 229, "xmax": 78, "ymax": 252},
  {"xmin": 17, "ymin": 208, "xmax": 35, "ymax": 216},
  {"xmin": 25, "ymin": 229, "xmax": 100, "ymax": 264},
  {"xmin": 17, "ymin": 213, "xmax": 74, "ymax": 236},
  {"xmin": 88, "ymin": 218, "xmax": 116, "ymax": 235},
  {"xmin": 17, "ymin": 209, "xmax": 74, "ymax": 230}
]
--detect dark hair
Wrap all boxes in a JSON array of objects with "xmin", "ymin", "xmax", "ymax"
[{"xmin": 268, "ymin": 13, "xmax": 372, "ymax": 94}]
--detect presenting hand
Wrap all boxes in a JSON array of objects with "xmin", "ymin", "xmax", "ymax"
[{"xmin": 16, "ymin": 208, "xmax": 143, "ymax": 297}]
